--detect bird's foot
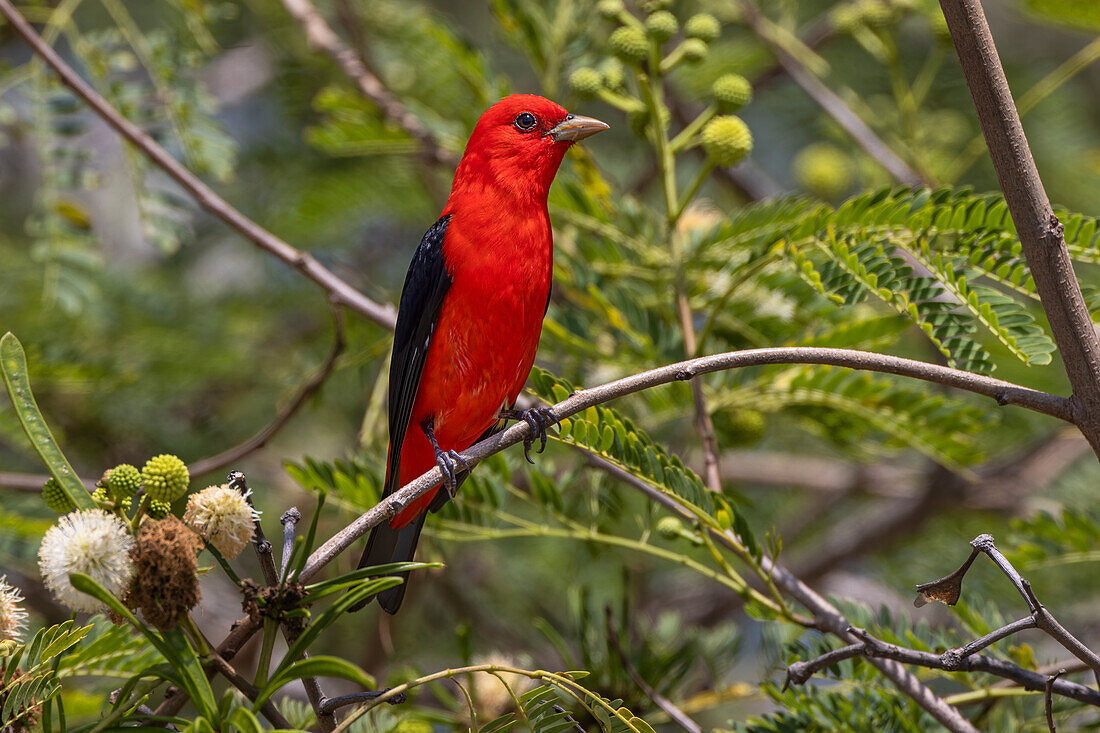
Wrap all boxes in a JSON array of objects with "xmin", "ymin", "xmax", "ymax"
[
  {"xmin": 434, "ymin": 448, "xmax": 469, "ymax": 498},
  {"xmin": 506, "ymin": 407, "xmax": 559, "ymax": 464}
]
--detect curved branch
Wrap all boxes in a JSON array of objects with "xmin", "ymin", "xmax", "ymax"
[
  {"xmin": 0, "ymin": 0, "xmax": 397, "ymax": 330},
  {"xmin": 301, "ymin": 346, "xmax": 1071, "ymax": 580}
]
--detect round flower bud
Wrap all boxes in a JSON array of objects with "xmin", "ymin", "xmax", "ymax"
[
  {"xmin": 610, "ymin": 25, "xmax": 649, "ymax": 63},
  {"xmin": 184, "ymin": 484, "xmax": 259, "ymax": 559},
  {"xmin": 141, "ymin": 454, "xmax": 190, "ymax": 502},
  {"xmin": 656, "ymin": 516, "xmax": 684, "ymax": 540},
  {"xmin": 106, "ymin": 464, "xmax": 142, "ymax": 499},
  {"xmin": 42, "ymin": 478, "xmax": 76, "ymax": 514},
  {"xmin": 147, "ymin": 499, "xmax": 172, "ymax": 520},
  {"xmin": 92, "ymin": 486, "xmax": 109, "ymax": 506},
  {"xmin": 793, "ymin": 143, "xmax": 853, "ymax": 199},
  {"xmin": 701, "ymin": 115, "xmax": 753, "ymax": 166},
  {"xmin": 684, "ymin": 13, "xmax": 720, "ymax": 42},
  {"xmin": 641, "ymin": 0, "xmax": 671, "ymax": 12},
  {"xmin": 645, "ymin": 11, "xmax": 678, "ymax": 41},
  {"xmin": 569, "ymin": 67, "xmax": 603, "ymax": 98},
  {"xmin": 680, "ymin": 38, "xmax": 709, "ymax": 63},
  {"xmin": 596, "ymin": 0, "xmax": 624, "ymax": 19},
  {"xmin": 712, "ymin": 73, "xmax": 753, "ymax": 111},
  {"xmin": 601, "ymin": 60, "xmax": 625, "ymax": 89}
]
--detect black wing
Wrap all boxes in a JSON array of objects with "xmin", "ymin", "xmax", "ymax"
[{"xmin": 384, "ymin": 214, "xmax": 453, "ymax": 497}]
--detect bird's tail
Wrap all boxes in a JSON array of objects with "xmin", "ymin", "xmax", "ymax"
[{"xmin": 350, "ymin": 512, "xmax": 426, "ymax": 614}]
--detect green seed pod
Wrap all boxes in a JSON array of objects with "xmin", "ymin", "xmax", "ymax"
[
  {"xmin": 680, "ymin": 38, "xmax": 709, "ymax": 63},
  {"xmin": 147, "ymin": 499, "xmax": 172, "ymax": 520},
  {"xmin": 601, "ymin": 59, "xmax": 625, "ymax": 89},
  {"xmin": 42, "ymin": 477, "xmax": 76, "ymax": 514},
  {"xmin": 596, "ymin": 0, "xmax": 624, "ymax": 19},
  {"xmin": 609, "ymin": 25, "xmax": 649, "ymax": 63},
  {"xmin": 684, "ymin": 13, "xmax": 721, "ymax": 42},
  {"xmin": 656, "ymin": 516, "xmax": 685, "ymax": 540},
  {"xmin": 793, "ymin": 143, "xmax": 853, "ymax": 199},
  {"xmin": 141, "ymin": 454, "xmax": 190, "ymax": 503},
  {"xmin": 106, "ymin": 463, "xmax": 142, "ymax": 499},
  {"xmin": 701, "ymin": 115, "xmax": 753, "ymax": 167},
  {"xmin": 712, "ymin": 73, "xmax": 753, "ymax": 111},
  {"xmin": 645, "ymin": 11, "xmax": 678, "ymax": 42},
  {"xmin": 568, "ymin": 67, "xmax": 603, "ymax": 98}
]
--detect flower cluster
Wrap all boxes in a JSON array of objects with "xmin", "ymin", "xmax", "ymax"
[
  {"xmin": 38, "ymin": 510, "xmax": 133, "ymax": 613},
  {"xmin": 183, "ymin": 483, "xmax": 259, "ymax": 558},
  {"xmin": 0, "ymin": 575, "xmax": 28, "ymax": 642}
]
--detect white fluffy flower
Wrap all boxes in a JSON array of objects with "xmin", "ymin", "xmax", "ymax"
[
  {"xmin": 183, "ymin": 484, "xmax": 258, "ymax": 559},
  {"xmin": 0, "ymin": 575, "xmax": 28, "ymax": 642},
  {"xmin": 38, "ymin": 510, "xmax": 133, "ymax": 613}
]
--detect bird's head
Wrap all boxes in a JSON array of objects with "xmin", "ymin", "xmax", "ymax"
[{"xmin": 449, "ymin": 94, "xmax": 609, "ymax": 205}]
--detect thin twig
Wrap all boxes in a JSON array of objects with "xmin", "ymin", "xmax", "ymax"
[
  {"xmin": 938, "ymin": 0, "xmax": 1100, "ymax": 458},
  {"xmin": 277, "ymin": 0, "xmax": 456, "ymax": 167},
  {"xmin": 210, "ymin": 653, "xmax": 294, "ymax": 728},
  {"xmin": 319, "ymin": 690, "xmax": 407, "ymax": 715},
  {"xmin": 1046, "ymin": 669, "xmax": 1065, "ymax": 733},
  {"xmin": 604, "ymin": 607, "xmax": 703, "ymax": 733},
  {"xmin": 280, "ymin": 507, "xmax": 301, "ymax": 581},
  {"xmin": 0, "ymin": 0, "xmax": 396, "ymax": 329},
  {"xmin": 188, "ymin": 305, "xmax": 347, "ymax": 477},
  {"xmin": 230, "ymin": 471, "xmax": 278, "ymax": 586},
  {"xmin": 737, "ymin": 0, "xmax": 926, "ymax": 185}
]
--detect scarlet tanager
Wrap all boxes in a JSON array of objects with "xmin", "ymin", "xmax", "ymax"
[{"xmin": 356, "ymin": 95, "xmax": 609, "ymax": 613}]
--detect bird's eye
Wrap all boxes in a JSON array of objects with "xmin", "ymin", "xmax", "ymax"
[{"xmin": 513, "ymin": 112, "xmax": 538, "ymax": 132}]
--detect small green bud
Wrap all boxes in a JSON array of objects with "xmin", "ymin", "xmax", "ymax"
[
  {"xmin": 684, "ymin": 13, "xmax": 720, "ymax": 42},
  {"xmin": 596, "ymin": 0, "xmax": 624, "ymax": 19},
  {"xmin": 715, "ymin": 409, "xmax": 767, "ymax": 446},
  {"xmin": 601, "ymin": 60, "xmax": 625, "ymax": 89},
  {"xmin": 106, "ymin": 463, "xmax": 142, "ymax": 499},
  {"xmin": 829, "ymin": 4, "xmax": 862, "ymax": 32},
  {"xmin": 712, "ymin": 73, "xmax": 752, "ymax": 111},
  {"xmin": 640, "ymin": 0, "xmax": 671, "ymax": 12},
  {"xmin": 42, "ymin": 477, "xmax": 76, "ymax": 514},
  {"xmin": 656, "ymin": 516, "xmax": 684, "ymax": 540},
  {"xmin": 701, "ymin": 115, "xmax": 753, "ymax": 167},
  {"xmin": 92, "ymin": 486, "xmax": 109, "ymax": 506},
  {"xmin": 680, "ymin": 38, "xmax": 709, "ymax": 63},
  {"xmin": 645, "ymin": 11, "xmax": 678, "ymax": 42},
  {"xmin": 609, "ymin": 25, "xmax": 649, "ymax": 63},
  {"xmin": 141, "ymin": 454, "xmax": 190, "ymax": 502},
  {"xmin": 715, "ymin": 508, "xmax": 732, "ymax": 530},
  {"xmin": 568, "ymin": 67, "xmax": 603, "ymax": 98},
  {"xmin": 147, "ymin": 499, "xmax": 172, "ymax": 520},
  {"xmin": 793, "ymin": 143, "xmax": 853, "ymax": 199}
]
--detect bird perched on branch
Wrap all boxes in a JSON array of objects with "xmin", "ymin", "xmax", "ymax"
[{"xmin": 356, "ymin": 95, "xmax": 608, "ymax": 613}]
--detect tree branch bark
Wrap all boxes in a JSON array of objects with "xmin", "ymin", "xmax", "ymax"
[{"xmin": 939, "ymin": 0, "xmax": 1100, "ymax": 458}]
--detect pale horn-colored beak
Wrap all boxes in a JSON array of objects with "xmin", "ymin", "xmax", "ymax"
[{"xmin": 547, "ymin": 114, "xmax": 610, "ymax": 142}]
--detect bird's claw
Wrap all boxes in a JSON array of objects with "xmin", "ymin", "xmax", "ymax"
[
  {"xmin": 435, "ymin": 448, "xmax": 469, "ymax": 497},
  {"xmin": 520, "ymin": 407, "xmax": 559, "ymax": 464}
]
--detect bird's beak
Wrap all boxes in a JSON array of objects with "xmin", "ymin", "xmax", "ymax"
[{"xmin": 547, "ymin": 114, "xmax": 610, "ymax": 142}]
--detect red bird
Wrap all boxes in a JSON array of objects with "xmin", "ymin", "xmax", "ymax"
[{"xmin": 357, "ymin": 95, "xmax": 608, "ymax": 613}]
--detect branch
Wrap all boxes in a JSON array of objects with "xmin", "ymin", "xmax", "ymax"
[
  {"xmin": 593, "ymin": 456, "xmax": 977, "ymax": 732},
  {"xmin": 276, "ymin": 0, "xmax": 456, "ymax": 168},
  {"xmin": 300, "ymin": 346, "xmax": 1072, "ymax": 581},
  {"xmin": 210, "ymin": 652, "xmax": 294, "ymax": 728},
  {"xmin": 188, "ymin": 305, "xmax": 347, "ymax": 478},
  {"xmin": 939, "ymin": 0, "xmax": 1100, "ymax": 457},
  {"xmin": 737, "ymin": 1, "xmax": 927, "ymax": 185},
  {"xmin": 0, "ymin": 0, "xmax": 397, "ymax": 330},
  {"xmin": 786, "ymin": 626, "xmax": 1100, "ymax": 707}
]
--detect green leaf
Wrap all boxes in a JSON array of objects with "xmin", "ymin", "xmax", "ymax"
[
  {"xmin": 254, "ymin": 656, "xmax": 376, "ymax": 710},
  {"xmin": 0, "ymin": 333, "xmax": 94, "ymax": 510}
]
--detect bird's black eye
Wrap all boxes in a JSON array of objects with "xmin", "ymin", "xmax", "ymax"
[{"xmin": 513, "ymin": 112, "xmax": 537, "ymax": 131}]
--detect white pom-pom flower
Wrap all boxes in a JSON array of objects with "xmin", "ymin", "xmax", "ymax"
[
  {"xmin": 183, "ymin": 484, "xmax": 258, "ymax": 559},
  {"xmin": 38, "ymin": 510, "xmax": 133, "ymax": 613},
  {"xmin": 0, "ymin": 575, "xmax": 28, "ymax": 642}
]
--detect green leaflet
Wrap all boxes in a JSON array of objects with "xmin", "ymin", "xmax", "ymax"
[{"xmin": 0, "ymin": 333, "xmax": 95, "ymax": 510}]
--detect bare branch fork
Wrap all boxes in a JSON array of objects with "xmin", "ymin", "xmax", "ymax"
[{"xmin": 788, "ymin": 534, "xmax": 1100, "ymax": 712}]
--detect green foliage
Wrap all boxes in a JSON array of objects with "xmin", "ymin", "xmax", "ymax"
[
  {"xmin": 1, "ymin": 620, "xmax": 91, "ymax": 726},
  {"xmin": 736, "ymin": 681, "xmax": 934, "ymax": 733}
]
